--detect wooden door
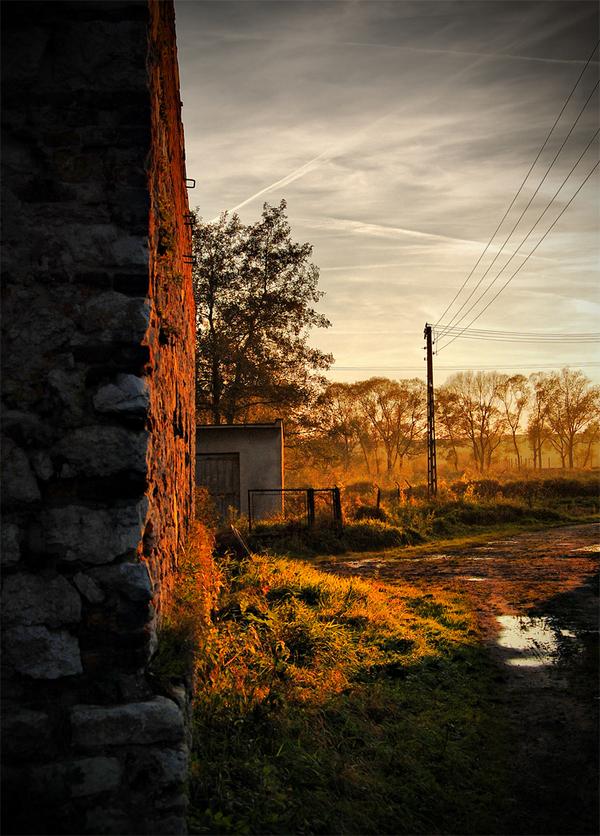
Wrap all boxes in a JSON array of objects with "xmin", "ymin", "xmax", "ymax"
[{"xmin": 196, "ymin": 453, "xmax": 241, "ymax": 520}]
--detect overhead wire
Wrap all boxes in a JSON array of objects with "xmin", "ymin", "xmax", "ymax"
[
  {"xmin": 432, "ymin": 326, "xmax": 600, "ymax": 343},
  {"xmin": 436, "ymin": 79, "xmax": 599, "ymax": 341},
  {"xmin": 436, "ymin": 156, "xmax": 600, "ymax": 352},
  {"xmin": 433, "ymin": 38, "xmax": 600, "ymax": 338},
  {"xmin": 332, "ymin": 362, "xmax": 600, "ymax": 372},
  {"xmin": 434, "ymin": 325, "xmax": 600, "ymax": 337}
]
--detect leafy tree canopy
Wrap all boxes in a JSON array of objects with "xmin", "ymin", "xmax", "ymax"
[{"xmin": 191, "ymin": 201, "xmax": 332, "ymax": 424}]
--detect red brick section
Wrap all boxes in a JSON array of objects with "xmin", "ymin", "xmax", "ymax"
[{"xmin": 144, "ymin": 0, "xmax": 196, "ymax": 613}]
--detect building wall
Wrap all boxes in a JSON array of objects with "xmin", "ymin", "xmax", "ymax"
[
  {"xmin": 1, "ymin": 2, "xmax": 196, "ymax": 833},
  {"xmin": 196, "ymin": 422, "xmax": 284, "ymax": 517}
]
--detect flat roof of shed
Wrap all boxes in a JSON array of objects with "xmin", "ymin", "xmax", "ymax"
[{"xmin": 197, "ymin": 420, "xmax": 282, "ymax": 430}]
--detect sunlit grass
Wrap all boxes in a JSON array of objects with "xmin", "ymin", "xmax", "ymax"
[
  {"xmin": 245, "ymin": 475, "xmax": 599, "ymax": 559},
  {"xmin": 188, "ymin": 551, "xmax": 510, "ymax": 835}
]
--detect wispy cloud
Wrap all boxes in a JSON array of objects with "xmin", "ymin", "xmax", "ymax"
[
  {"xmin": 176, "ymin": 0, "xmax": 599, "ymax": 383},
  {"xmin": 198, "ymin": 29, "xmax": 598, "ymax": 66},
  {"xmin": 305, "ymin": 217, "xmax": 559, "ymax": 263}
]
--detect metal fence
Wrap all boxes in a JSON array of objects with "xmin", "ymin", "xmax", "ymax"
[{"xmin": 248, "ymin": 487, "xmax": 343, "ymax": 533}]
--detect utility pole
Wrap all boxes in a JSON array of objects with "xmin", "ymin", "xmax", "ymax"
[{"xmin": 424, "ymin": 323, "xmax": 437, "ymax": 497}]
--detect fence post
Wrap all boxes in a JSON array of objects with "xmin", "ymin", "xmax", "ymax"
[
  {"xmin": 248, "ymin": 490, "xmax": 253, "ymax": 533},
  {"xmin": 306, "ymin": 488, "xmax": 315, "ymax": 528},
  {"xmin": 333, "ymin": 487, "xmax": 343, "ymax": 533},
  {"xmin": 376, "ymin": 486, "xmax": 381, "ymax": 510}
]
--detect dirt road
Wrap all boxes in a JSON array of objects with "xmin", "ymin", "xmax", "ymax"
[{"xmin": 319, "ymin": 523, "xmax": 600, "ymax": 835}]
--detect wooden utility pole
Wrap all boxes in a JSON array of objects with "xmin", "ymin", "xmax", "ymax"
[{"xmin": 424, "ymin": 323, "xmax": 437, "ymax": 497}]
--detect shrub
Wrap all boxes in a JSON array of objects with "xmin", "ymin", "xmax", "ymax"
[
  {"xmin": 342, "ymin": 519, "xmax": 415, "ymax": 550},
  {"xmin": 353, "ymin": 504, "xmax": 389, "ymax": 522}
]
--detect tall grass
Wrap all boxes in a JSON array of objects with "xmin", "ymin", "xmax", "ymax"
[
  {"xmin": 188, "ymin": 552, "xmax": 510, "ymax": 835},
  {"xmin": 242, "ymin": 475, "xmax": 599, "ymax": 559}
]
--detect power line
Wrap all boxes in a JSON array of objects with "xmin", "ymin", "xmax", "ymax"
[
  {"xmin": 332, "ymin": 362, "xmax": 600, "ymax": 372},
  {"xmin": 436, "ymin": 80, "xmax": 599, "ymax": 341},
  {"xmin": 436, "ymin": 157, "xmax": 600, "ymax": 352},
  {"xmin": 433, "ymin": 325, "xmax": 600, "ymax": 343},
  {"xmin": 434, "ymin": 38, "xmax": 599, "ymax": 336},
  {"xmin": 343, "ymin": 328, "xmax": 600, "ymax": 339},
  {"xmin": 438, "ymin": 335, "xmax": 600, "ymax": 343},
  {"xmin": 435, "ymin": 326, "xmax": 600, "ymax": 336}
]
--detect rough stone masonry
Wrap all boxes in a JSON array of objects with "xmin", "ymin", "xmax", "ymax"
[{"xmin": 1, "ymin": 2, "xmax": 197, "ymax": 832}]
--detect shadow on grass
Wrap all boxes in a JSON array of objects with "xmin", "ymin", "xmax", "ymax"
[{"xmin": 188, "ymin": 554, "xmax": 511, "ymax": 835}]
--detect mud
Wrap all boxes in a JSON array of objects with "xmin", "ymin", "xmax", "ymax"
[{"xmin": 318, "ymin": 523, "xmax": 600, "ymax": 835}]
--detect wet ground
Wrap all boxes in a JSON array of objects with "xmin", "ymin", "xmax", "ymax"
[{"xmin": 318, "ymin": 523, "xmax": 600, "ymax": 835}]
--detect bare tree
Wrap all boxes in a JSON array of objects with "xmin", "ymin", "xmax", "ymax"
[
  {"xmin": 354, "ymin": 378, "xmax": 426, "ymax": 477},
  {"xmin": 315, "ymin": 383, "xmax": 363, "ymax": 472},
  {"xmin": 440, "ymin": 372, "xmax": 507, "ymax": 472},
  {"xmin": 527, "ymin": 373, "xmax": 551, "ymax": 469},
  {"xmin": 544, "ymin": 368, "xmax": 600, "ymax": 469},
  {"xmin": 578, "ymin": 420, "xmax": 600, "ymax": 468},
  {"xmin": 497, "ymin": 374, "xmax": 529, "ymax": 469},
  {"xmin": 435, "ymin": 387, "xmax": 462, "ymax": 471}
]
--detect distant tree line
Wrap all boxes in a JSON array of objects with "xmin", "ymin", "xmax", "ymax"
[
  {"xmin": 437, "ymin": 369, "xmax": 599, "ymax": 473},
  {"xmin": 291, "ymin": 369, "xmax": 599, "ymax": 479}
]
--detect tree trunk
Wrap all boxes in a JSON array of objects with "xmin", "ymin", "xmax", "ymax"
[
  {"xmin": 511, "ymin": 430, "xmax": 521, "ymax": 469},
  {"xmin": 385, "ymin": 445, "xmax": 394, "ymax": 477},
  {"xmin": 211, "ymin": 354, "xmax": 221, "ymax": 424},
  {"xmin": 358, "ymin": 437, "xmax": 371, "ymax": 475}
]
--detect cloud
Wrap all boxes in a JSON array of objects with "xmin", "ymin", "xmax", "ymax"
[{"xmin": 175, "ymin": 0, "xmax": 600, "ymax": 382}]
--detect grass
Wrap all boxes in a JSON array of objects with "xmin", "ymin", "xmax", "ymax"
[
  {"xmin": 245, "ymin": 475, "xmax": 599, "ymax": 559},
  {"xmin": 187, "ymin": 551, "xmax": 511, "ymax": 835},
  {"xmin": 150, "ymin": 521, "xmax": 219, "ymax": 687}
]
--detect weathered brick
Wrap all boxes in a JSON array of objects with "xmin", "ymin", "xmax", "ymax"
[
  {"xmin": 29, "ymin": 756, "xmax": 122, "ymax": 799},
  {"xmin": 93, "ymin": 374, "xmax": 149, "ymax": 415},
  {"xmin": 1, "ymin": 709, "xmax": 52, "ymax": 758},
  {"xmin": 71, "ymin": 697, "xmax": 185, "ymax": 748},
  {"xmin": 1, "ymin": 1, "xmax": 194, "ymax": 831},
  {"xmin": 90, "ymin": 562, "xmax": 154, "ymax": 602},
  {"xmin": 2, "ymin": 573, "xmax": 81, "ymax": 627},
  {"xmin": 4, "ymin": 626, "xmax": 82, "ymax": 679},
  {"xmin": 42, "ymin": 499, "xmax": 148, "ymax": 563}
]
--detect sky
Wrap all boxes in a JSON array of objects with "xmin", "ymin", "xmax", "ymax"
[{"xmin": 174, "ymin": 0, "xmax": 599, "ymax": 385}]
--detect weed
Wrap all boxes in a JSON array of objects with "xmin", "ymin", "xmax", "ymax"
[{"xmin": 150, "ymin": 521, "xmax": 219, "ymax": 687}]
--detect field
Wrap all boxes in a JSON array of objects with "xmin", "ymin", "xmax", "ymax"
[{"xmin": 156, "ymin": 476, "xmax": 599, "ymax": 835}]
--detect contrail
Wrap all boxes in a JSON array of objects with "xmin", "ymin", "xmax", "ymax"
[
  {"xmin": 201, "ymin": 31, "xmax": 597, "ymax": 67},
  {"xmin": 212, "ymin": 148, "xmax": 333, "ymax": 220},
  {"xmin": 310, "ymin": 217, "xmax": 558, "ymax": 262},
  {"xmin": 210, "ymin": 28, "xmax": 583, "ymax": 221},
  {"xmin": 323, "ymin": 217, "xmax": 546, "ymax": 255},
  {"xmin": 336, "ymin": 42, "xmax": 599, "ymax": 67}
]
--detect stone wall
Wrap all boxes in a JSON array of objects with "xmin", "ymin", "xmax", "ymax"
[{"xmin": 1, "ymin": 1, "xmax": 196, "ymax": 833}]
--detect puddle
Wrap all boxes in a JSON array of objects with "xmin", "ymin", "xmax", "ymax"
[
  {"xmin": 496, "ymin": 615, "xmax": 576, "ymax": 667},
  {"xmin": 466, "ymin": 576, "xmax": 487, "ymax": 582},
  {"xmin": 571, "ymin": 544, "xmax": 600, "ymax": 553},
  {"xmin": 342, "ymin": 560, "xmax": 385, "ymax": 570}
]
